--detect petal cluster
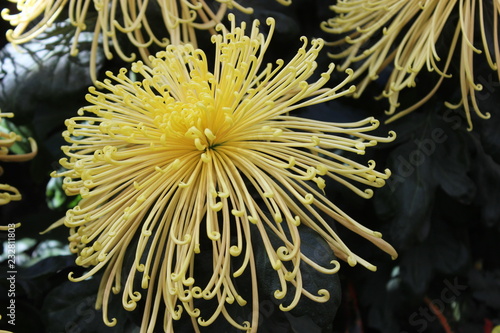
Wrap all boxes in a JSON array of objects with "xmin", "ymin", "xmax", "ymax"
[
  {"xmin": 0, "ymin": 112, "xmax": 37, "ymax": 206},
  {"xmin": 0, "ymin": 112, "xmax": 37, "ymax": 230},
  {"xmin": 53, "ymin": 15, "xmax": 396, "ymax": 332},
  {"xmin": 322, "ymin": 0, "xmax": 500, "ymax": 129},
  {"xmin": 2, "ymin": 0, "xmax": 290, "ymax": 82}
]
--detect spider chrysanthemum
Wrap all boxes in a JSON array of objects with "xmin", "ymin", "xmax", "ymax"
[
  {"xmin": 2, "ymin": 0, "xmax": 290, "ymax": 82},
  {"xmin": 322, "ymin": 0, "xmax": 500, "ymax": 130},
  {"xmin": 0, "ymin": 111, "xmax": 37, "ymax": 207},
  {"xmin": 52, "ymin": 15, "xmax": 397, "ymax": 332}
]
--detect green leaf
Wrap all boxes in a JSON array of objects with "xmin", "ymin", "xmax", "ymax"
[
  {"xmin": 0, "ymin": 21, "xmax": 102, "ymax": 121},
  {"xmin": 253, "ymin": 224, "xmax": 341, "ymax": 331},
  {"xmin": 468, "ymin": 268, "xmax": 500, "ymax": 309},
  {"xmin": 375, "ymin": 140, "xmax": 436, "ymax": 249},
  {"xmin": 19, "ymin": 254, "xmax": 75, "ymax": 280},
  {"xmin": 470, "ymin": 139, "xmax": 500, "ymax": 227},
  {"xmin": 374, "ymin": 110, "xmax": 476, "ymax": 248},
  {"xmin": 399, "ymin": 219, "xmax": 469, "ymax": 293},
  {"xmin": 42, "ymin": 276, "xmax": 132, "ymax": 333}
]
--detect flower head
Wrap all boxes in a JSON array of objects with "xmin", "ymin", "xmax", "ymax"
[
  {"xmin": 2, "ymin": 0, "xmax": 291, "ymax": 82},
  {"xmin": 52, "ymin": 15, "xmax": 396, "ymax": 332},
  {"xmin": 0, "ymin": 112, "xmax": 37, "ymax": 206},
  {"xmin": 322, "ymin": 0, "xmax": 500, "ymax": 130}
]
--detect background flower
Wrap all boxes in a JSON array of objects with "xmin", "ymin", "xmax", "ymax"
[
  {"xmin": 2, "ymin": 0, "xmax": 291, "ymax": 82},
  {"xmin": 0, "ymin": 111, "xmax": 37, "ymax": 208},
  {"xmin": 50, "ymin": 14, "xmax": 396, "ymax": 332},
  {"xmin": 322, "ymin": 0, "xmax": 500, "ymax": 130}
]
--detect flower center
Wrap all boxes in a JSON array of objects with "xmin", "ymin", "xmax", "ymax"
[
  {"xmin": 185, "ymin": 126, "xmax": 217, "ymax": 151},
  {"xmin": 150, "ymin": 74, "xmax": 223, "ymax": 154}
]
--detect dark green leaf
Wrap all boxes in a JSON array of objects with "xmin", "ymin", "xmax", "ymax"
[
  {"xmin": 42, "ymin": 276, "xmax": 132, "ymax": 333},
  {"xmin": 399, "ymin": 246, "xmax": 433, "ymax": 294},
  {"xmin": 254, "ymin": 224, "xmax": 341, "ymax": 331},
  {"xmin": 19, "ymin": 254, "xmax": 75, "ymax": 280},
  {"xmin": 468, "ymin": 269, "xmax": 500, "ymax": 309},
  {"xmin": 470, "ymin": 140, "xmax": 500, "ymax": 227},
  {"xmin": 0, "ymin": 21, "xmax": 102, "ymax": 120},
  {"xmin": 375, "ymin": 140, "xmax": 436, "ymax": 249}
]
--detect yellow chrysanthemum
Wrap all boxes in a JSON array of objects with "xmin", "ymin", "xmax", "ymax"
[
  {"xmin": 0, "ymin": 112, "xmax": 37, "ymax": 208},
  {"xmin": 51, "ymin": 15, "xmax": 396, "ymax": 332},
  {"xmin": 322, "ymin": 0, "xmax": 500, "ymax": 130},
  {"xmin": 2, "ymin": 0, "xmax": 291, "ymax": 82}
]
